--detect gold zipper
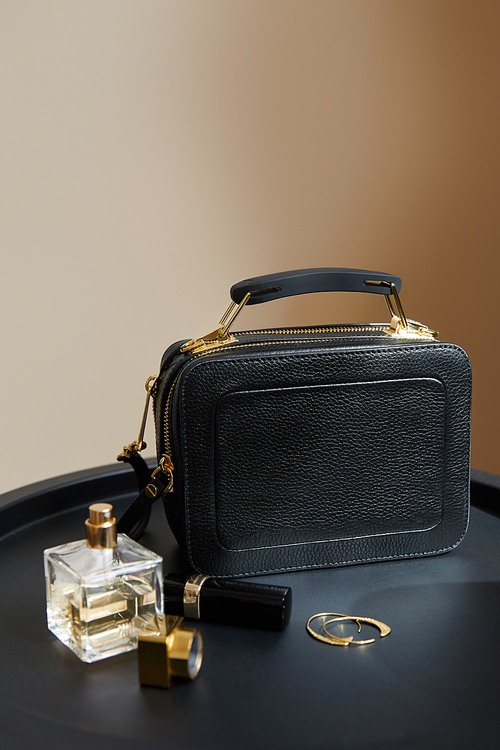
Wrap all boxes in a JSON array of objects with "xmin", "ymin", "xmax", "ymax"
[
  {"xmin": 234, "ymin": 325, "xmax": 387, "ymax": 336},
  {"xmin": 230, "ymin": 321, "xmax": 438, "ymax": 339},
  {"xmin": 191, "ymin": 334, "xmax": 382, "ymax": 361},
  {"xmin": 162, "ymin": 376, "xmax": 178, "ymax": 469}
]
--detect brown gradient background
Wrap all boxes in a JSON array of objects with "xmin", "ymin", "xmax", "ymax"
[{"xmin": 1, "ymin": 0, "xmax": 499, "ymax": 494}]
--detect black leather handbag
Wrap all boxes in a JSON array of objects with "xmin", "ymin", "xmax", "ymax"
[{"xmin": 118, "ymin": 268, "xmax": 472, "ymax": 578}]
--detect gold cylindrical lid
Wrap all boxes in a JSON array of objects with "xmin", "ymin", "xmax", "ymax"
[{"xmin": 85, "ymin": 502, "xmax": 117, "ymax": 548}]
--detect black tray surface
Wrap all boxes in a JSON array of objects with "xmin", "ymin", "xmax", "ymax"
[{"xmin": 0, "ymin": 464, "xmax": 498, "ymax": 750}]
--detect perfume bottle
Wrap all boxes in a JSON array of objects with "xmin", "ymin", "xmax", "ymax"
[{"xmin": 44, "ymin": 503, "xmax": 163, "ymax": 663}]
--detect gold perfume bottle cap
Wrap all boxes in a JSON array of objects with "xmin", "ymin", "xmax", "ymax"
[{"xmin": 85, "ymin": 503, "xmax": 118, "ymax": 548}]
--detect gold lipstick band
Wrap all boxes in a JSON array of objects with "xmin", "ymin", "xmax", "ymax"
[{"xmin": 183, "ymin": 574, "xmax": 211, "ymax": 619}]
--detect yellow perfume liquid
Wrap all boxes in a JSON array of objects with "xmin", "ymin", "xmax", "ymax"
[{"xmin": 44, "ymin": 504, "xmax": 163, "ymax": 663}]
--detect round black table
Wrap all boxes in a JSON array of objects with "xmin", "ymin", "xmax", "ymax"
[{"xmin": 0, "ymin": 464, "xmax": 498, "ymax": 750}]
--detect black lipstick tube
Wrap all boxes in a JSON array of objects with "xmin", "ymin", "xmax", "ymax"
[{"xmin": 164, "ymin": 572, "xmax": 292, "ymax": 631}]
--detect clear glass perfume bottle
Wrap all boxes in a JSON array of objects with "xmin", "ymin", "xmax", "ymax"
[{"xmin": 44, "ymin": 503, "xmax": 163, "ymax": 663}]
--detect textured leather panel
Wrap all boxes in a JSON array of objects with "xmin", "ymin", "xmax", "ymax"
[
  {"xmin": 214, "ymin": 378, "xmax": 445, "ymax": 550},
  {"xmin": 176, "ymin": 341, "xmax": 471, "ymax": 577}
]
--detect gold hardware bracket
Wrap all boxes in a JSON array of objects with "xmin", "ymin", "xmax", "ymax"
[
  {"xmin": 365, "ymin": 280, "xmax": 438, "ymax": 339},
  {"xmin": 143, "ymin": 455, "xmax": 174, "ymax": 497},
  {"xmin": 181, "ymin": 292, "xmax": 251, "ymax": 353},
  {"xmin": 117, "ymin": 375, "xmax": 158, "ymax": 460}
]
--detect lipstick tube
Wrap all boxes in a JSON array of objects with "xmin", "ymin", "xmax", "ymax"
[{"xmin": 164, "ymin": 572, "xmax": 292, "ymax": 631}]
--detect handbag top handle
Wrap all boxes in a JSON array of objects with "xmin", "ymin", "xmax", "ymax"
[{"xmin": 230, "ymin": 267, "xmax": 402, "ymax": 305}]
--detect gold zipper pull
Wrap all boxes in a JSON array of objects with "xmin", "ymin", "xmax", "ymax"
[
  {"xmin": 181, "ymin": 292, "xmax": 251, "ymax": 353},
  {"xmin": 389, "ymin": 316, "xmax": 438, "ymax": 339},
  {"xmin": 117, "ymin": 375, "xmax": 158, "ymax": 459},
  {"xmin": 181, "ymin": 323, "xmax": 233, "ymax": 354},
  {"xmin": 365, "ymin": 279, "xmax": 438, "ymax": 339}
]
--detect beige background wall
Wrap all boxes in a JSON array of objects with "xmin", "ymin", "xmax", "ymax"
[{"xmin": 1, "ymin": 0, "xmax": 499, "ymax": 495}]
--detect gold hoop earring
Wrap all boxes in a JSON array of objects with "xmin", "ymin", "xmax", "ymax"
[{"xmin": 306, "ymin": 612, "xmax": 391, "ymax": 646}]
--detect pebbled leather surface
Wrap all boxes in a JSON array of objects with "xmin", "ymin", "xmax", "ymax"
[
  {"xmin": 170, "ymin": 340, "xmax": 471, "ymax": 577},
  {"xmin": 215, "ymin": 378, "xmax": 445, "ymax": 549}
]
